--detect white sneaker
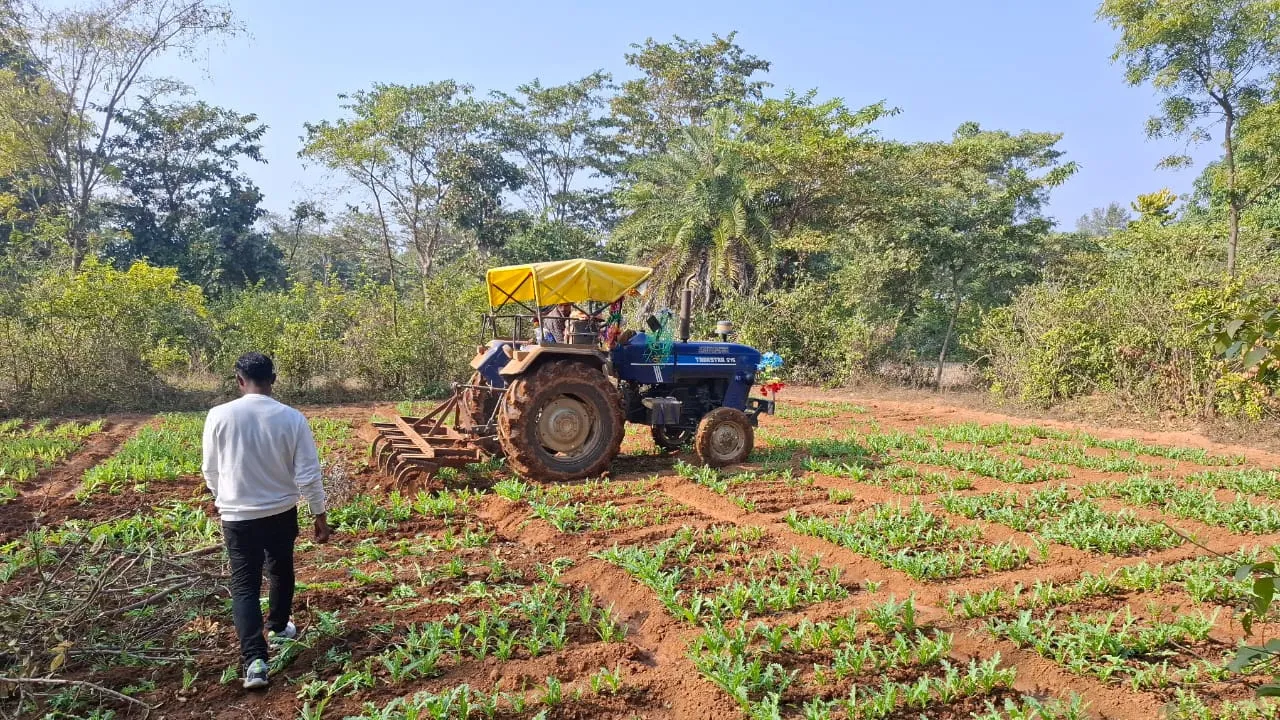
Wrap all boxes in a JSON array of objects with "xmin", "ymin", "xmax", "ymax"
[
  {"xmin": 243, "ymin": 658, "xmax": 269, "ymax": 689},
  {"xmin": 267, "ymin": 621, "xmax": 297, "ymax": 645}
]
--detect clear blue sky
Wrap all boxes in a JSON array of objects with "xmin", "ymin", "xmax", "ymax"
[{"xmin": 151, "ymin": 0, "xmax": 1215, "ymax": 229}]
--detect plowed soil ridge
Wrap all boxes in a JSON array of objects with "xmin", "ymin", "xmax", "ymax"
[{"xmin": 0, "ymin": 417, "xmax": 146, "ymax": 541}]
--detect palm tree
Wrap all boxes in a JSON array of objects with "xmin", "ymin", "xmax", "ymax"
[{"xmin": 615, "ymin": 113, "xmax": 773, "ymax": 310}]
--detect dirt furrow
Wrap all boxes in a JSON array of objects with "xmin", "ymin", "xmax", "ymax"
[
  {"xmin": 0, "ymin": 416, "xmax": 149, "ymax": 541},
  {"xmin": 476, "ymin": 495, "xmax": 736, "ymax": 719}
]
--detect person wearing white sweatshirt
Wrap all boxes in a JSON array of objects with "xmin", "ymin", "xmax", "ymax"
[{"xmin": 202, "ymin": 352, "xmax": 331, "ymax": 690}]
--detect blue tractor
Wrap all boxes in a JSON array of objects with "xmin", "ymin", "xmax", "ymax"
[{"xmin": 370, "ymin": 259, "xmax": 776, "ymax": 483}]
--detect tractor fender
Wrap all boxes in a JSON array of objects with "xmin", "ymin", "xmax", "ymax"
[{"xmin": 498, "ymin": 344, "xmax": 606, "ymax": 377}]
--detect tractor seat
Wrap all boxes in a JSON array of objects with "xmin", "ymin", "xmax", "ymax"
[{"xmin": 566, "ymin": 317, "xmax": 601, "ymax": 346}]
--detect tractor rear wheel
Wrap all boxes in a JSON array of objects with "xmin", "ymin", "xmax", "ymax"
[
  {"xmin": 694, "ymin": 407, "xmax": 754, "ymax": 467},
  {"xmin": 460, "ymin": 373, "xmax": 503, "ymax": 457},
  {"xmin": 651, "ymin": 426, "xmax": 693, "ymax": 452},
  {"xmin": 498, "ymin": 362, "xmax": 624, "ymax": 481}
]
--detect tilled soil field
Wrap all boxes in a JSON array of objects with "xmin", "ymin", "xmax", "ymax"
[{"xmin": 3, "ymin": 393, "xmax": 1280, "ymax": 719}]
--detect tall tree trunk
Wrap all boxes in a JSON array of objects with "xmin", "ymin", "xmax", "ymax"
[
  {"xmin": 288, "ymin": 219, "xmax": 304, "ymax": 263},
  {"xmin": 69, "ymin": 223, "xmax": 86, "ymax": 272},
  {"xmin": 420, "ymin": 219, "xmax": 441, "ymax": 312},
  {"xmin": 368, "ymin": 176, "xmax": 397, "ymax": 330},
  {"xmin": 1225, "ymin": 109, "xmax": 1239, "ymax": 278},
  {"xmin": 935, "ymin": 273, "xmax": 963, "ymax": 390}
]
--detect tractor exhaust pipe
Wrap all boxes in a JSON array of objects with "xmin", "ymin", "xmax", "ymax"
[{"xmin": 678, "ymin": 274, "xmax": 695, "ymax": 343}]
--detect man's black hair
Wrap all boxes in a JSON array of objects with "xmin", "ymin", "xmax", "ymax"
[{"xmin": 234, "ymin": 352, "xmax": 276, "ymax": 384}]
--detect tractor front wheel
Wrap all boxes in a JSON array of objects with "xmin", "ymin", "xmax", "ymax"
[
  {"xmin": 498, "ymin": 362, "xmax": 624, "ymax": 481},
  {"xmin": 694, "ymin": 407, "xmax": 754, "ymax": 467}
]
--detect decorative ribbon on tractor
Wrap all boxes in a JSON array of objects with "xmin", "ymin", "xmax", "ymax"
[
  {"xmin": 646, "ymin": 309, "xmax": 675, "ymax": 364},
  {"xmin": 602, "ymin": 298, "xmax": 625, "ymax": 349},
  {"xmin": 757, "ymin": 351, "xmax": 785, "ymax": 396}
]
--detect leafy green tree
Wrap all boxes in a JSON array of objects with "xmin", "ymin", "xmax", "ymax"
[
  {"xmin": 897, "ymin": 123, "xmax": 1077, "ymax": 387},
  {"xmin": 301, "ymin": 81, "xmax": 523, "ymax": 304},
  {"xmin": 500, "ymin": 219, "xmax": 615, "ymax": 265},
  {"xmin": 493, "ymin": 71, "xmax": 615, "ymax": 227},
  {"xmin": 610, "ymin": 32, "xmax": 771, "ymax": 156},
  {"xmin": 182, "ymin": 181, "xmax": 282, "ymax": 292},
  {"xmin": 1188, "ymin": 97, "xmax": 1280, "ymax": 238},
  {"xmin": 10, "ymin": 0, "xmax": 239, "ymax": 269},
  {"xmin": 0, "ymin": 5, "xmax": 66, "ymax": 272},
  {"xmin": 1131, "ymin": 187, "xmax": 1179, "ymax": 223},
  {"xmin": 0, "ymin": 67, "xmax": 58, "ymax": 271},
  {"xmin": 738, "ymin": 92, "xmax": 900, "ymax": 276},
  {"xmin": 615, "ymin": 112, "xmax": 772, "ymax": 309},
  {"xmin": 106, "ymin": 98, "xmax": 281, "ymax": 291},
  {"xmin": 0, "ymin": 1, "xmax": 34, "ymax": 77},
  {"xmin": 1099, "ymin": 0, "xmax": 1280, "ymax": 276},
  {"xmin": 279, "ymin": 200, "xmax": 328, "ymax": 268},
  {"xmin": 1076, "ymin": 202, "xmax": 1132, "ymax": 236}
]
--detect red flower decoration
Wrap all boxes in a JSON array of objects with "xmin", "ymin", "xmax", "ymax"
[{"xmin": 762, "ymin": 381, "xmax": 786, "ymax": 395}]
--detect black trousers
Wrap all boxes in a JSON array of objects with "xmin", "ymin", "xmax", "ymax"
[{"xmin": 222, "ymin": 507, "xmax": 298, "ymax": 668}]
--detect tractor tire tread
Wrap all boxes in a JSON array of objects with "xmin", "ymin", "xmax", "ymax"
[{"xmin": 498, "ymin": 362, "xmax": 623, "ymax": 482}]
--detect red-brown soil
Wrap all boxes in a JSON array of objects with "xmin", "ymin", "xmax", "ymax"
[{"xmin": 6, "ymin": 392, "xmax": 1280, "ymax": 719}]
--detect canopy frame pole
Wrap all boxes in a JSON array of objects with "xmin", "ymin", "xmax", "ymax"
[{"xmin": 490, "ymin": 273, "xmax": 541, "ymax": 341}]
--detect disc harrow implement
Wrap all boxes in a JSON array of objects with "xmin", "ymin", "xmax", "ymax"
[{"xmin": 370, "ymin": 392, "xmax": 485, "ymax": 485}]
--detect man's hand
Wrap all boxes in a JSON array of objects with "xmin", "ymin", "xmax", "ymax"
[{"xmin": 314, "ymin": 513, "xmax": 332, "ymax": 544}]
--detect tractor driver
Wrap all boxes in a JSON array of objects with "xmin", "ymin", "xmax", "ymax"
[{"xmin": 540, "ymin": 303, "xmax": 572, "ymax": 343}]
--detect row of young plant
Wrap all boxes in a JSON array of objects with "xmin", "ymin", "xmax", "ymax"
[
  {"xmin": 938, "ymin": 485, "xmax": 1183, "ymax": 556},
  {"xmin": 768, "ymin": 426, "xmax": 1074, "ymax": 489},
  {"xmin": 773, "ymin": 401, "xmax": 870, "ymax": 422},
  {"xmin": 785, "ymin": 502, "xmax": 1033, "ymax": 581},
  {"xmin": 80, "ymin": 412, "xmax": 204, "ymax": 496},
  {"xmin": 917, "ymin": 422, "xmax": 1245, "ymax": 466},
  {"xmin": 334, "ymin": 666, "xmax": 627, "ymax": 720},
  {"xmin": 674, "ymin": 460, "xmax": 822, "ymax": 513},
  {"xmin": 687, "ymin": 597, "xmax": 1086, "ymax": 720},
  {"xmin": 326, "ymin": 488, "xmax": 482, "ymax": 533},
  {"xmin": 807, "ymin": 459, "xmax": 975, "ymax": 497},
  {"xmin": 1084, "ymin": 477, "xmax": 1280, "ymax": 535},
  {"xmin": 495, "ymin": 477, "xmax": 692, "ymax": 533},
  {"xmin": 941, "ymin": 548, "xmax": 1280, "ymax": 717},
  {"xmin": 1, "ymin": 500, "xmax": 220, "ymax": 582},
  {"xmin": 79, "ymin": 413, "xmax": 355, "ymax": 498},
  {"xmin": 581, "ymin": 490, "xmax": 1092, "ymax": 717},
  {"xmin": 986, "ymin": 607, "xmax": 1237, "ymax": 699},
  {"xmin": 595, "ymin": 525, "xmax": 855, "ymax": 624},
  {"xmin": 294, "ymin": 575, "xmax": 630, "ymax": 707},
  {"xmin": 0, "ymin": 419, "xmax": 102, "ymax": 502},
  {"xmin": 946, "ymin": 550, "xmax": 1270, "ymax": 621}
]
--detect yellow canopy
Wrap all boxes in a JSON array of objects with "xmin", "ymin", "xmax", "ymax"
[{"xmin": 486, "ymin": 259, "xmax": 653, "ymax": 308}]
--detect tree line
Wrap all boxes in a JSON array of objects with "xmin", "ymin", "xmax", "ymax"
[{"xmin": 0, "ymin": 0, "xmax": 1278, "ymax": 418}]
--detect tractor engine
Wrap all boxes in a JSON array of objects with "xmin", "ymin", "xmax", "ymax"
[{"xmin": 620, "ymin": 379, "xmax": 722, "ymax": 430}]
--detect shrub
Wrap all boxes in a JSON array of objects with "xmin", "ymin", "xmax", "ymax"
[
  {"xmin": 974, "ymin": 220, "xmax": 1280, "ymax": 414},
  {"xmin": 213, "ymin": 281, "xmax": 355, "ymax": 392},
  {"xmin": 0, "ymin": 261, "xmax": 208, "ymax": 413},
  {"xmin": 341, "ymin": 277, "xmax": 487, "ymax": 397},
  {"xmin": 212, "ymin": 272, "xmax": 487, "ymax": 398},
  {"xmin": 720, "ymin": 279, "xmax": 880, "ymax": 385}
]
